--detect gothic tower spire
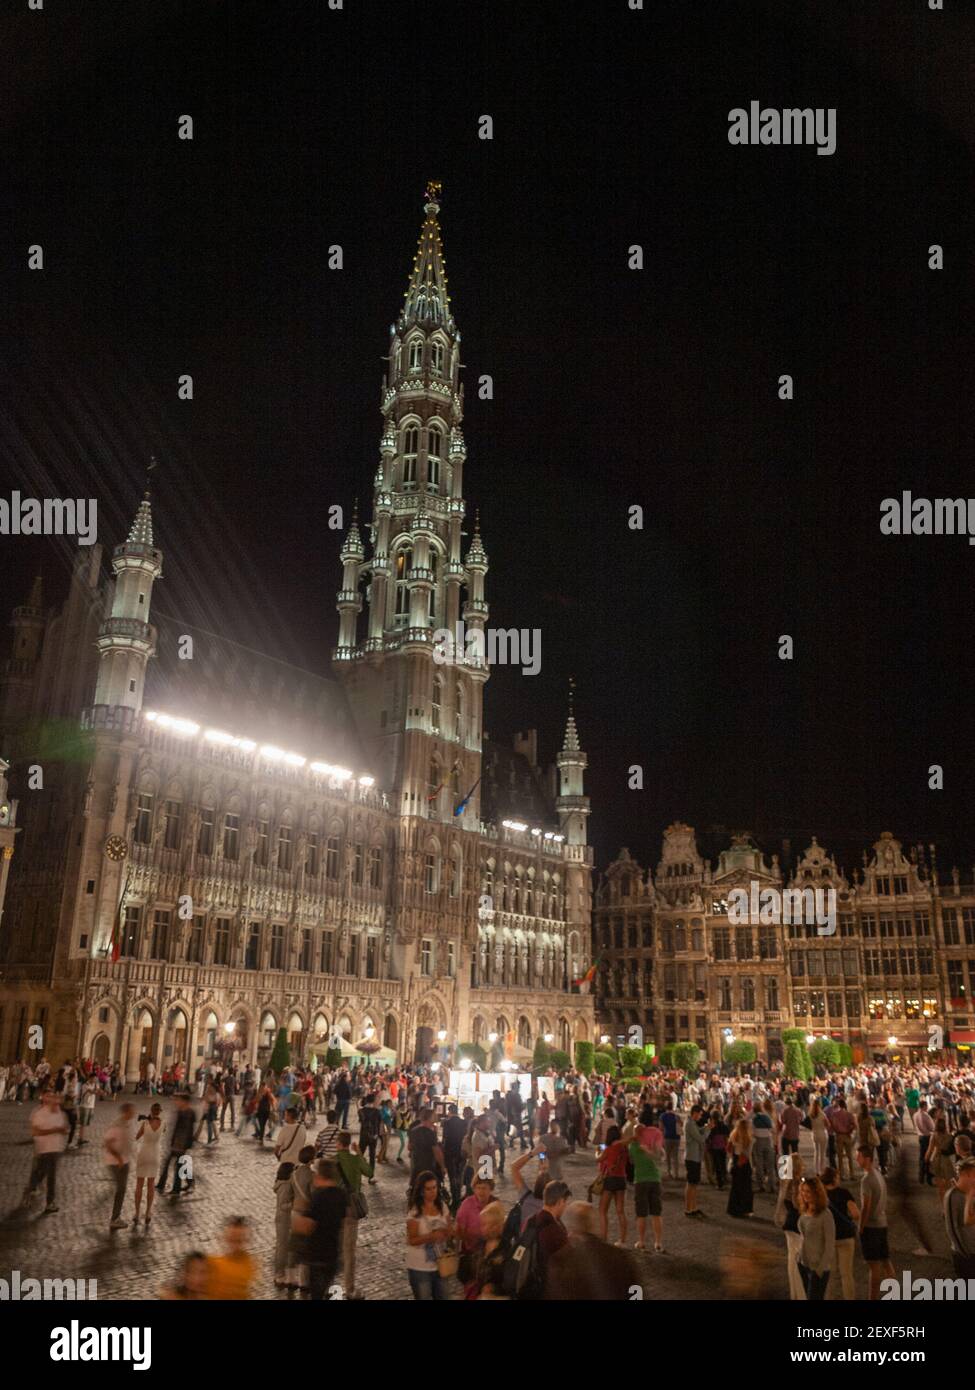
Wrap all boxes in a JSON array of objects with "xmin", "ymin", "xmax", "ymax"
[
  {"xmin": 334, "ymin": 183, "xmax": 485, "ymax": 821},
  {"xmin": 92, "ymin": 487, "xmax": 163, "ymax": 718}
]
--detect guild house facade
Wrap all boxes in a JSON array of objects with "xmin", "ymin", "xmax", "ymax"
[
  {"xmin": 595, "ymin": 825, "xmax": 975, "ymax": 1065},
  {"xmin": 0, "ymin": 185, "xmax": 594, "ymax": 1078}
]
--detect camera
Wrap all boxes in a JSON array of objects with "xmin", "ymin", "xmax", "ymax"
[{"xmin": 137, "ymin": 1114, "xmax": 151, "ymax": 1122}]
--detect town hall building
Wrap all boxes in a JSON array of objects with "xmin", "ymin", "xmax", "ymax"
[{"xmin": 0, "ymin": 184, "xmax": 595, "ymax": 1078}]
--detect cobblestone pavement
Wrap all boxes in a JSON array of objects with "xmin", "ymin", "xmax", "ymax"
[{"xmin": 0, "ymin": 1096, "xmax": 956, "ymax": 1300}]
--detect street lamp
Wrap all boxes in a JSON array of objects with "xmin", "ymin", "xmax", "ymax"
[
  {"xmin": 544, "ymin": 1033, "xmax": 554, "ymax": 1043},
  {"xmin": 805, "ymin": 1034, "xmax": 815, "ymax": 1046},
  {"xmin": 437, "ymin": 1029, "xmax": 447, "ymax": 1042},
  {"xmin": 459, "ymin": 1056, "xmax": 472, "ymax": 1071},
  {"xmin": 364, "ymin": 1025, "xmax": 375, "ymax": 1039},
  {"xmin": 488, "ymin": 1032, "xmax": 498, "ymax": 1044},
  {"xmin": 600, "ymin": 1034, "xmax": 610, "ymax": 1045},
  {"xmin": 224, "ymin": 1022, "xmax": 236, "ymax": 1035},
  {"xmin": 887, "ymin": 1035, "xmax": 898, "ymax": 1048}
]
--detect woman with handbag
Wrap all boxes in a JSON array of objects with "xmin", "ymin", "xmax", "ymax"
[
  {"xmin": 273, "ymin": 1161, "xmax": 296, "ymax": 1289},
  {"xmin": 405, "ymin": 1170, "xmax": 453, "ymax": 1300}
]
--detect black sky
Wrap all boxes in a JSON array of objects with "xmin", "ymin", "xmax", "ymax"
[{"xmin": 1, "ymin": 0, "xmax": 974, "ymax": 878}]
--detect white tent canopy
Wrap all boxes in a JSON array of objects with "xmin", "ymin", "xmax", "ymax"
[{"xmin": 309, "ymin": 1037, "xmax": 397, "ymax": 1063}]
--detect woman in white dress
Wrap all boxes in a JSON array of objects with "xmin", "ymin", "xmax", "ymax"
[
  {"xmin": 133, "ymin": 1103, "xmax": 164, "ymax": 1227},
  {"xmin": 809, "ymin": 1099, "xmax": 829, "ymax": 1175}
]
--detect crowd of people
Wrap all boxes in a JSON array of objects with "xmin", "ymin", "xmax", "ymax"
[{"xmin": 10, "ymin": 1050, "xmax": 975, "ymax": 1300}]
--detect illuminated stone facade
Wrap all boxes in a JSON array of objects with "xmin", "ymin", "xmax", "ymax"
[{"xmin": 0, "ymin": 188, "xmax": 594, "ymax": 1077}]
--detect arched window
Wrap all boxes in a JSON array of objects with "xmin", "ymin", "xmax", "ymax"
[
  {"xmin": 408, "ymin": 338, "xmax": 423, "ymax": 371},
  {"xmin": 424, "ymin": 847, "xmax": 440, "ymax": 894},
  {"xmin": 402, "ymin": 426, "xmax": 419, "ymax": 486},
  {"xmin": 454, "ymin": 683, "xmax": 464, "ymax": 742},
  {"xmin": 427, "ymin": 425, "xmax": 442, "ymax": 489},
  {"xmin": 431, "ymin": 340, "xmax": 445, "ymax": 373},
  {"xmin": 394, "ymin": 546, "xmax": 412, "ymax": 621},
  {"xmin": 428, "ymin": 758, "xmax": 441, "ymax": 807},
  {"xmin": 429, "ymin": 550, "xmax": 439, "ymax": 620},
  {"xmin": 431, "ymin": 675, "xmax": 442, "ymax": 732},
  {"xmin": 450, "ymin": 847, "xmax": 462, "ymax": 898}
]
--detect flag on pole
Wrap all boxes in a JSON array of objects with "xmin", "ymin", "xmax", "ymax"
[
  {"xmin": 573, "ymin": 956, "xmax": 600, "ymax": 987},
  {"xmin": 453, "ymin": 775, "xmax": 481, "ymax": 817},
  {"xmin": 428, "ymin": 759, "xmax": 460, "ymax": 803}
]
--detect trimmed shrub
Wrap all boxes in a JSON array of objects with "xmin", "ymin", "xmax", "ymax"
[
  {"xmin": 549, "ymin": 1049, "xmax": 571, "ymax": 1072},
  {"xmin": 574, "ymin": 1041, "xmax": 596, "ymax": 1075},
  {"xmin": 809, "ymin": 1038, "xmax": 841, "ymax": 1069},
  {"xmin": 592, "ymin": 1050, "xmax": 617, "ymax": 1075},
  {"xmin": 673, "ymin": 1041, "xmax": 701, "ymax": 1075},
  {"xmin": 723, "ymin": 1040, "xmax": 757, "ymax": 1068},
  {"xmin": 784, "ymin": 1039, "xmax": 808, "ymax": 1081},
  {"xmin": 532, "ymin": 1038, "xmax": 552, "ymax": 1071},
  {"xmin": 269, "ymin": 1027, "xmax": 291, "ymax": 1074},
  {"xmin": 658, "ymin": 1044, "xmax": 677, "ymax": 1067},
  {"xmin": 457, "ymin": 1042, "xmax": 487, "ymax": 1070}
]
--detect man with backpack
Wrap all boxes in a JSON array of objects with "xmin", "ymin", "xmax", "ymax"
[{"xmin": 502, "ymin": 1179, "xmax": 570, "ymax": 1300}]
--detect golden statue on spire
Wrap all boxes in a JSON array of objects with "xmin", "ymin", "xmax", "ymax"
[{"xmin": 424, "ymin": 180, "xmax": 442, "ymax": 207}]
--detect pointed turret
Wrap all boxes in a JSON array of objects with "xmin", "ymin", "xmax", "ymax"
[
  {"xmin": 399, "ymin": 181, "xmax": 455, "ymax": 336},
  {"xmin": 556, "ymin": 679, "xmax": 590, "ymax": 848},
  {"xmin": 336, "ymin": 501, "xmax": 364, "ymax": 653},
  {"xmin": 92, "ymin": 487, "xmax": 163, "ymax": 719},
  {"xmin": 126, "ymin": 494, "xmax": 155, "ymax": 548}
]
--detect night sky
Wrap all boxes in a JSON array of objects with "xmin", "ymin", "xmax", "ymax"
[{"xmin": 2, "ymin": 1, "xmax": 974, "ymax": 878}]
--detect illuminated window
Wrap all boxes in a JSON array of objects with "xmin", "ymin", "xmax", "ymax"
[
  {"xmin": 425, "ymin": 853, "xmax": 439, "ymax": 894},
  {"xmin": 395, "ymin": 547, "xmax": 412, "ymax": 619},
  {"xmin": 427, "ymin": 426, "xmax": 442, "ymax": 488},
  {"xmin": 408, "ymin": 339, "xmax": 423, "ymax": 371}
]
